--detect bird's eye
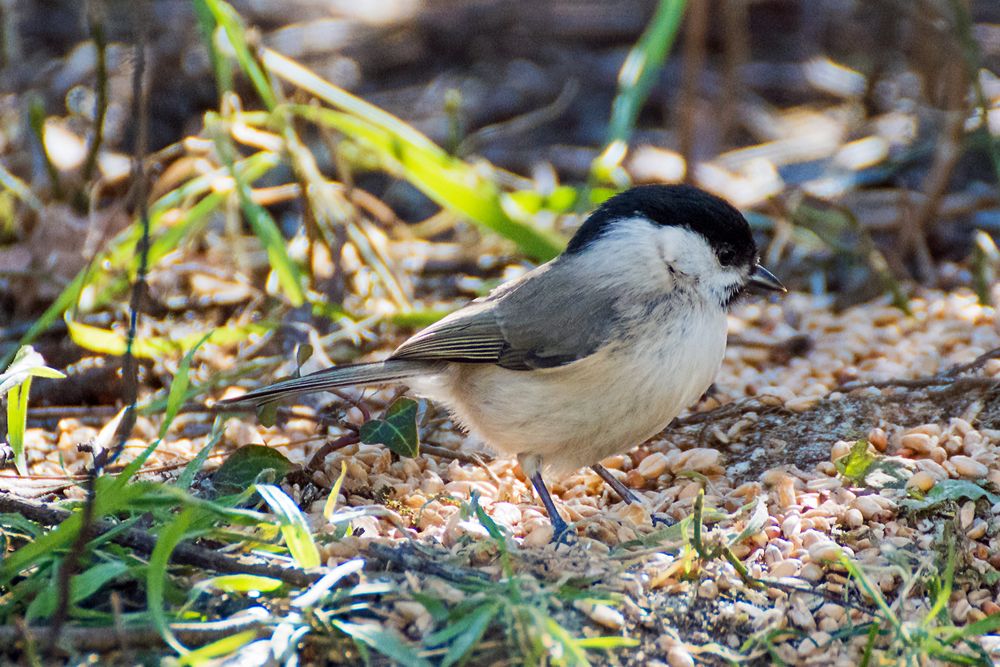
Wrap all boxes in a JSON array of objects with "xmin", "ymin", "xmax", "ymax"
[{"xmin": 717, "ymin": 246, "xmax": 736, "ymax": 266}]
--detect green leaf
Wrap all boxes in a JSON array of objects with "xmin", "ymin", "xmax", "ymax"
[
  {"xmin": 213, "ymin": 445, "xmax": 294, "ymax": 495},
  {"xmin": 177, "ymin": 630, "xmax": 258, "ymax": 667},
  {"xmin": 176, "ymin": 416, "xmax": 225, "ymax": 489},
  {"xmin": 359, "ymin": 397, "xmax": 419, "ymax": 458},
  {"xmin": 194, "ymin": 574, "xmax": 284, "ymax": 594},
  {"xmin": 574, "ymin": 636, "xmax": 641, "ymax": 650},
  {"xmin": 1, "ymin": 345, "xmax": 66, "ymax": 473},
  {"xmin": 26, "ymin": 561, "xmax": 128, "ymax": 621},
  {"xmin": 835, "ymin": 440, "xmax": 878, "ymax": 484},
  {"xmin": 726, "ymin": 498, "xmax": 769, "ymax": 547},
  {"xmin": 441, "ymin": 601, "xmax": 499, "ymax": 667},
  {"xmin": 0, "ymin": 345, "xmax": 66, "ymax": 395},
  {"xmin": 901, "ymin": 479, "xmax": 1000, "ymax": 511},
  {"xmin": 148, "ymin": 507, "xmax": 197, "ymax": 655},
  {"xmin": 323, "ymin": 460, "xmax": 348, "ymax": 521},
  {"xmin": 332, "ymin": 620, "xmax": 432, "ymax": 667},
  {"xmin": 256, "ymin": 483, "xmax": 320, "ymax": 569},
  {"xmin": 469, "ymin": 492, "xmax": 504, "ymax": 542}
]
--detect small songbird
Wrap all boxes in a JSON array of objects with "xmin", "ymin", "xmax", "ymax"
[{"xmin": 221, "ymin": 185, "xmax": 784, "ymax": 540}]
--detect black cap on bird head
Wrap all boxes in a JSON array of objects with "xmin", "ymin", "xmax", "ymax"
[{"xmin": 566, "ymin": 184, "xmax": 758, "ymax": 270}]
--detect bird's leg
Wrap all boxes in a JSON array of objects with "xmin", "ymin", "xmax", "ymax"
[
  {"xmin": 591, "ymin": 464, "xmax": 675, "ymax": 528},
  {"xmin": 529, "ymin": 471, "xmax": 572, "ymax": 543},
  {"xmin": 590, "ymin": 464, "xmax": 641, "ymax": 504},
  {"xmin": 520, "ymin": 453, "xmax": 572, "ymax": 543}
]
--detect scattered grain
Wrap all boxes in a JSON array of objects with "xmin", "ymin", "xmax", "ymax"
[{"xmin": 952, "ymin": 456, "xmax": 988, "ymax": 479}]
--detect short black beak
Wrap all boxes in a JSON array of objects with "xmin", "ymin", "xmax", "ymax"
[{"xmin": 749, "ymin": 264, "xmax": 786, "ymax": 292}]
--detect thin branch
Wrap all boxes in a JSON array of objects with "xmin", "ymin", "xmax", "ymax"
[
  {"xmin": 306, "ymin": 432, "xmax": 361, "ymax": 472},
  {"xmin": 0, "ymin": 616, "xmax": 266, "ymax": 652},
  {"xmin": 81, "ymin": 0, "xmax": 109, "ymax": 183},
  {"xmin": 50, "ymin": 5, "xmax": 151, "ymax": 643},
  {"xmin": 0, "ymin": 493, "xmax": 322, "ymax": 588},
  {"xmin": 678, "ymin": 0, "xmax": 708, "ymax": 183}
]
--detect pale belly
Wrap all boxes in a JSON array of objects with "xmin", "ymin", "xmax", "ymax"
[{"xmin": 411, "ymin": 307, "xmax": 728, "ymax": 476}]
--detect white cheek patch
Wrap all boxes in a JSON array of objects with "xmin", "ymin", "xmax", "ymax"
[{"xmin": 655, "ymin": 225, "xmax": 717, "ymax": 276}]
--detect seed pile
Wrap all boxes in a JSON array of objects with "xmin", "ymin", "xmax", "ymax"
[{"xmin": 22, "ymin": 286, "xmax": 1000, "ymax": 663}]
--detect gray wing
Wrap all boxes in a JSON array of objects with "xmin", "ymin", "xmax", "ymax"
[{"xmin": 391, "ymin": 260, "xmax": 618, "ymax": 371}]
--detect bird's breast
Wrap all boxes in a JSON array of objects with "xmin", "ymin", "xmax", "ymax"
[{"xmin": 430, "ymin": 299, "xmax": 728, "ymax": 475}]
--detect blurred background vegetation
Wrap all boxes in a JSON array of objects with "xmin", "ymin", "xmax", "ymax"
[{"xmin": 0, "ymin": 0, "xmax": 998, "ymax": 395}]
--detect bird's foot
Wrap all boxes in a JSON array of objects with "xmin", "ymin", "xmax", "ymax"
[
  {"xmin": 523, "ymin": 466, "xmax": 577, "ymax": 545},
  {"xmin": 549, "ymin": 515, "xmax": 577, "ymax": 545}
]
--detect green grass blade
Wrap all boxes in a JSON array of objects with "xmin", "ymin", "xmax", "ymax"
[
  {"xmin": 923, "ymin": 537, "xmax": 956, "ymax": 628},
  {"xmin": 441, "ymin": 601, "xmax": 499, "ymax": 667},
  {"xmin": 202, "ymin": 0, "xmax": 276, "ymax": 109},
  {"xmin": 291, "ymin": 105, "xmax": 563, "ymax": 261},
  {"xmin": 256, "ymin": 483, "xmax": 320, "ymax": 569},
  {"xmin": 0, "ymin": 161, "xmax": 43, "ymax": 213},
  {"xmin": 322, "ymin": 460, "xmax": 348, "ymax": 521},
  {"xmin": 937, "ymin": 613, "xmax": 1000, "ymax": 643},
  {"xmin": 194, "ymin": 574, "xmax": 283, "ymax": 595},
  {"xmin": 574, "ymin": 636, "xmax": 640, "ymax": 650},
  {"xmin": 840, "ymin": 556, "xmax": 903, "ymax": 636},
  {"xmin": 0, "ymin": 345, "xmax": 66, "ymax": 474},
  {"xmin": 209, "ymin": 116, "xmax": 305, "ymax": 305},
  {"xmin": 607, "ymin": 0, "xmax": 687, "ymax": 144},
  {"xmin": 7, "ymin": 383, "xmax": 26, "ymax": 474},
  {"xmin": 263, "ymin": 50, "xmax": 439, "ymax": 153},
  {"xmin": 177, "ymin": 629, "xmax": 258, "ymax": 667},
  {"xmin": 160, "ymin": 332, "xmax": 213, "ymax": 439},
  {"xmin": 176, "ymin": 416, "xmax": 225, "ymax": 490},
  {"xmin": 0, "ymin": 481, "xmax": 151, "ymax": 585},
  {"xmin": 10, "ymin": 152, "xmax": 279, "ymax": 364},
  {"xmin": 332, "ymin": 620, "xmax": 432, "ymax": 667},
  {"xmin": 26, "ymin": 561, "xmax": 128, "ymax": 621},
  {"xmin": 537, "ymin": 608, "xmax": 591, "ymax": 666},
  {"xmin": 261, "ymin": 50, "xmax": 564, "ymax": 260},
  {"xmin": 148, "ymin": 506, "xmax": 196, "ymax": 655},
  {"xmin": 191, "ymin": 0, "xmax": 233, "ymax": 96}
]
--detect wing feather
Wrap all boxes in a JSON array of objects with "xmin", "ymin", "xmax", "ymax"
[{"xmin": 390, "ymin": 259, "xmax": 619, "ymax": 370}]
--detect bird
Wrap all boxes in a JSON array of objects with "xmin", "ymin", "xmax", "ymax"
[{"xmin": 220, "ymin": 184, "xmax": 785, "ymax": 541}]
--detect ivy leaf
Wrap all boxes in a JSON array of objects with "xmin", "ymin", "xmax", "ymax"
[
  {"xmin": 213, "ymin": 445, "xmax": 294, "ymax": 494},
  {"xmin": 901, "ymin": 479, "xmax": 1000, "ymax": 512},
  {"xmin": 359, "ymin": 397, "xmax": 419, "ymax": 458},
  {"xmin": 835, "ymin": 440, "xmax": 878, "ymax": 484}
]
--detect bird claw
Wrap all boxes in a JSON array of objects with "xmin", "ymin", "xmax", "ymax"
[{"xmin": 549, "ymin": 517, "xmax": 577, "ymax": 545}]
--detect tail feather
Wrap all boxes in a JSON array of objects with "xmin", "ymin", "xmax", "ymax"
[{"xmin": 218, "ymin": 359, "xmax": 439, "ymax": 407}]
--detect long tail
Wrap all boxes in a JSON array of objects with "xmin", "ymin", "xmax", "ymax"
[{"xmin": 217, "ymin": 359, "xmax": 440, "ymax": 407}]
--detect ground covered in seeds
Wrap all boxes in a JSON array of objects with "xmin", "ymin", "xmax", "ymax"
[{"xmin": 13, "ymin": 284, "xmax": 1000, "ymax": 665}]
